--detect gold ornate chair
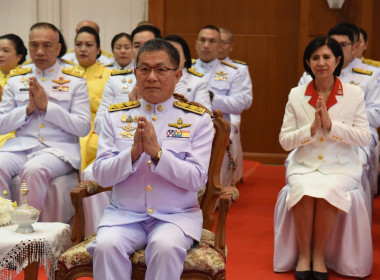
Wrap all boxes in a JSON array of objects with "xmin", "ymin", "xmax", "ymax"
[{"xmin": 57, "ymin": 95, "xmax": 235, "ymax": 280}]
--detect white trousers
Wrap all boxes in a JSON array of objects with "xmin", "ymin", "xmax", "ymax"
[
  {"xmin": 88, "ymin": 217, "xmax": 194, "ymax": 280},
  {"xmin": 0, "ymin": 147, "xmax": 72, "ymax": 211}
]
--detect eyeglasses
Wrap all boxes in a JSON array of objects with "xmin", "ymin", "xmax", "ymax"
[
  {"xmin": 136, "ymin": 66, "xmax": 178, "ymax": 76},
  {"xmin": 339, "ymin": 42, "xmax": 351, "ymax": 48}
]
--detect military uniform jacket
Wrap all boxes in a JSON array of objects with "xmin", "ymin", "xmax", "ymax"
[
  {"xmin": 193, "ymin": 58, "xmax": 245, "ymax": 124},
  {"xmin": 280, "ymin": 80, "xmax": 370, "ymax": 180},
  {"xmin": 0, "ymin": 60, "xmax": 91, "ymax": 169},
  {"xmin": 93, "ymin": 96, "xmax": 214, "ymax": 241},
  {"xmin": 298, "ymin": 58, "xmax": 380, "ymax": 139},
  {"xmin": 94, "ymin": 69, "xmax": 136, "ymax": 135},
  {"xmin": 174, "ymin": 67, "xmax": 211, "ymax": 111},
  {"xmin": 224, "ymin": 56, "xmax": 253, "ymax": 110}
]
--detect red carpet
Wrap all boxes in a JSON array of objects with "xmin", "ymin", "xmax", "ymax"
[{"xmin": 14, "ymin": 160, "xmax": 380, "ymax": 279}]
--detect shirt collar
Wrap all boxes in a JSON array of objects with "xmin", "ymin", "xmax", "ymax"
[
  {"xmin": 305, "ymin": 77, "xmax": 343, "ymax": 109},
  {"xmin": 33, "ymin": 60, "xmax": 60, "ymax": 78},
  {"xmin": 141, "ymin": 95, "xmax": 175, "ymax": 115}
]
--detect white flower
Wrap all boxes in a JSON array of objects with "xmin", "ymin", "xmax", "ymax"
[{"xmin": 0, "ymin": 196, "xmax": 15, "ymax": 226}]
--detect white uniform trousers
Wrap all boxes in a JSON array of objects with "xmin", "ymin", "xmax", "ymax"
[
  {"xmin": 0, "ymin": 147, "xmax": 73, "ymax": 211},
  {"xmin": 88, "ymin": 217, "xmax": 194, "ymax": 280}
]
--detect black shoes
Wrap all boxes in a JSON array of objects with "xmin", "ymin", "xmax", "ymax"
[
  {"xmin": 312, "ymin": 271, "xmax": 329, "ymax": 280},
  {"xmin": 294, "ymin": 270, "xmax": 312, "ymax": 280}
]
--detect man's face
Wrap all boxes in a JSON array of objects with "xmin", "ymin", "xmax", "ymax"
[
  {"xmin": 135, "ymin": 50, "xmax": 182, "ymax": 104},
  {"xmin": 195, "ymin": 28, "xmax": 220, "ymax": 63},
  {"xmin": 29, "ymin": 27, "xmax": 61, "ymax": 70},
  {"xmin": 132, "ymin": 31, "xmax": 156, "ymax": 62},
  {"xmin": 330, "ymin": 35, "xmax": 355, "ymax": 69},
  {"xmin": 218, "ymin": 32, "xmax": 233, "ymax": 60}
]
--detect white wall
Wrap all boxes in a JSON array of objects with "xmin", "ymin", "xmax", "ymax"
[{"xmin": 0, "ymin": 0, "xmax": 148, "ymax": 57}]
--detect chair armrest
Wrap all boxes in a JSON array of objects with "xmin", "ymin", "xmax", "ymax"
[
  {"xmin": 214, "ymin": 187, "xmax": 235, "ymax": 259},
  {"xmin": 70, "ymin": 180, "xmax": 112, "ymax": 245}
]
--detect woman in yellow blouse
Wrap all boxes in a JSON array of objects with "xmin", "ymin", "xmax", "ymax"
[
  {"xmin": 74, "ymin": 27, "xmax": 112, "ymax": 172},
  {"xmin": 0, "ymin": 34, "xmax": 27, "ymax": 147}
]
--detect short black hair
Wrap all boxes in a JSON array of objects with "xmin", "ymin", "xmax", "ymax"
[
  {"xmin": 165, "ymin": 34, "xmax": 192, "ymax": 69},
  {"xmin": 200, "ymin": 25, "xmax": 220, "ymax": 34},
  {"xmin": 0, "ymin": 34, "xmax": 27, "ymax": 64},
  {"xmin": 131, "ymin": 25, "xmax": 162, "ymax": 43},
  {"xmin": 75, "ymin": 26, "xmax": 101, "ymax": 59},
  {"xmin": 359, "ymin": 27, "xmax": 367, "ymax": 43},
  {"xmin": 303, "ymin": 36, "xmax": 344, "ymax": 80},
  {"xmin": 111, "ymin": 32, "xmax": 131, "ymax": 50},
  {"xmin": 328, "ymin": 23, "xmax": 356, "ymax": 45},
  {"xmin": 136, "ymin": 38, "xmax": 179, "ymax": 69},
  {"xmin": 30, "ymin": 22, "xmax": 67, "ymax": 58}
]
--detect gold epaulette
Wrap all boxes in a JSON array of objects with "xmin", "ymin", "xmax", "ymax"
[
  {"xmin": 22, "ymin": 60, "xmax": 33, "ymax": 66},
  {"xmin": 62, "ymin": 67, "xmax": 84, "ymax": 78},
  {"xmin": 352, "ymin": 67, "xmax": 372, "ymax": 76},
  {"xmin": 10, "ymin": 67, "xmax": 32, "ymax": 77},
  {"xmin": 191, "ymin": 58, "xmax": 196, "ymax": 65},
  {"xmin": 60, "ymin": 58, "xmax": 76, "ymax": 66},
  {"xmin": 362, "ymin": 57, "xmax": 380, "ymax": 68},
  {"xmin": 111, "ymin": 69, "xmax": 133, "ymax": 76},
  {"xmin": 65, "ymin": 49, "xmax": 74, "ymax": 54},
  {"xmin": 103, "ymin": 63, "xmax": 114, "ymax": 68},
  {"xmin": 101, "ymin": 50, "xmax": 114, "ymax": 58},
  {"xmin": 173, "ymin": 101, "xmax": 205, "ymax": 115},
  {"xmin": 232, "ymin": 59, "xmax": 247, "ymax": 65},
  {"xmin": 221, "ymin": 60, "xmax": 238, "ymax": 69},
  {"xmin": 109, "ymin": 100, "xmax": 140, "ymax": 112},
  {"xmin": 187, "ymin": 68, "xmax": 204, "ymax": 78}
]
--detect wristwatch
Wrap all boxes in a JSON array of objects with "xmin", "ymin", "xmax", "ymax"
[{"xmin": 152, "ymin": 148, "xmax": 162, "ymax": 163}]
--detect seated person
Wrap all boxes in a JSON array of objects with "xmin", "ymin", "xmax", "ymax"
[
  {"xmin": 0, "ymin": 34, "xmax": 28, "ymax": 147},
  {"xmin": 279, "ymin": 36, "xmax": 370, "ymax": 280},
  {"xmin": 87, "ymin": 38, "xmax": 214, "ymax": 280},
  {"xmin": 0, "ymin": 22, "xmax": 91, "ymax": 212}
]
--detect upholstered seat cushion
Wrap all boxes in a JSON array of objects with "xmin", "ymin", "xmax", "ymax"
[{"xmin": 58, "ymin": 229, "xmax": 226, "ymax": 277}]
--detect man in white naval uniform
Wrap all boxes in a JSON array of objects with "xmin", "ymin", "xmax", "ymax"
[
  {"xmin": 298, "ymin": 24, "xmax": 380, "ymax": 210},
  {"xmin": 218, "ymin": 27, "xmax": 253, "ymax": 183},
  {"xmin": 61, "ymin": 20, "xmax": 114, "ymax": 66},
  {"xmin": 0, "ymin": 23, "xmax": 91, "ymax": 212},
  {"xmin": 80, "ymin": 26, "xmax": 162, "ymax": 235},
  {"xmin": 87, "ymin": 39, "xmax": 214, "ymax": 280},
  {"xmin": 193, "ymin": 25, "xmax": 245, "ymax": 186}
]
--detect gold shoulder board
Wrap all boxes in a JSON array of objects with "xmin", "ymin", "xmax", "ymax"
[
  {"xmin": 111, "ymin": 69, "xmax": 133, "ymax": 76},
  {"xmin": 109, "ymin": 100, "xmax": 140, "ymax": 112},
  {"xmin": 10, "ymin": 67, "xmax": 32, "ymax": 77},
  {"xmin": 187, "ymin": 68, "xmax": 204, "ymax": 77},
  {"xmin": 22, "ymin": 59, "xmax": 33, "ymax": 66},
  {"xmin": 62, "ymin": 67, "xmax": 85, "ymax": 78},
  {"xmin": 60, "ymin": 58, "xmax": 76, "ymax": 66},
  {"xmin": 352, "ymin": 68, "xmax": 372, "ymax": 76},
  {"xmin": 362, "ymin": 58, "xmax": 380, "ymax": 68},
  {"xmin": 191, "ymin": 58, "xmax": 196, "ymax": 65},
  {"xmin": 232, "ymin": 59, "xmax": 247, "ymax": 65},
  {"xmin": 65, "ymin": 49, "xmax": 74, "ymax": 54},
  {"xmin": 173, "ymin": 101, "xmax": 205, "ymax": 115},
  {"xmin": 221, "ymin": 60, "xmax": 238, "ymax": 69},
  {"xmin": 101, "ymin": 50, "xmax": 114, "ymax": 58}
]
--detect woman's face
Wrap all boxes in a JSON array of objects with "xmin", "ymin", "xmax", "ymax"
[
  {"xmin": 113, "ymin": 36, "xmax": 132, "ymax": 68},
  {"xmin": 0, "ymin": 39, "xmax": 22, "ymax": 74},
  {"xmin": 169, "ymin": 41, "xmax": 185, "ymax": 70},
  {"xmin": 75, "ymin": 32, "xmax": 100, "ymax": 68},
  {"xmin": 307, "ymin": 45, "xmax": 340, "ymax": 80}
]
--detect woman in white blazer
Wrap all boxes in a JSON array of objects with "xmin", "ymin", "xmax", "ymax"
[{"xmin": 279, "ymin": 37, "xmax": 371, "ymax": 280}]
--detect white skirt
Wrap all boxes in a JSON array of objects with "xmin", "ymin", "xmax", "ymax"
[{"xmin": 286, "ymin": 171, "xmax": 360, "ymax": 213}]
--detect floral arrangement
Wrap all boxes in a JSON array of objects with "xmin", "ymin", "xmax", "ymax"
[{"xmin": 0, "ymin": 191, "xmax": 17, "ymax": 226}]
